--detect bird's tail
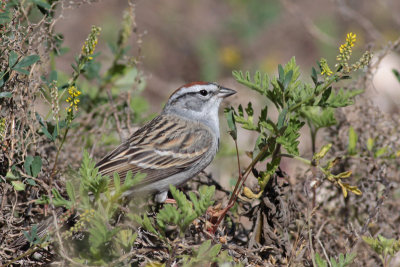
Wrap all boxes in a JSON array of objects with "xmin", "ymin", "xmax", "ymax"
[{"xmin": 10, "ymin": 208, "xmax": 75, "ymax": 248}]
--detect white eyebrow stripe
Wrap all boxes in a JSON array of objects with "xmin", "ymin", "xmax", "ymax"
[{"xmin": 171, "ymin": 84, "xmax": 218, "ymax": 99}]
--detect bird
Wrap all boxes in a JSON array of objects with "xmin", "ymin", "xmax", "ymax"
[
  {"xmin": 11, "ymin": 82, "xmax": 236, "ymax": 248},
  {"xmin": 95, "ymin": 81, "xmax": 236, "ymax": 202}
]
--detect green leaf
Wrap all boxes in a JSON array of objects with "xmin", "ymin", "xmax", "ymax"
[
  {"xmin": 366, "ymin": 138, "xmax": 374, "ymax": 151},
  {"xmin": 343, "ymin": 252, "xmax": 357, "ymax": 265},
  {"xmin": 0, "ymin": 92, "xmax": 12, "ymax": 98},
  {"xmin": 8, "ymin": 51, "xmax": 18, "ymax": 68},
  {"xmin": 13, "ymin": 55, "xmax": 40, "ymax": 69},
  {"xmin": 315, "ymin": 252, "xmax": 327, "ymax": 267},
  {"xmin": 113, "ymin": 172, "xmax": 121, "ymax": 192},
  {"xmin": 66, "ymin": 181, "xmax": 76, "ymax": 203},
  {"xmin": 374, "ymin": 146, "xmax": 388, "ymax": 158},
  {"xmin": 277, "ymin": 118, "xmax": 304, "ymax": 155},
  {"xmin": 0, "ymin": 10, "xmax": 11, "ymax": 24},
  {"xmin": 31, "ymin": 156, "xmax": 42, "ymax": 177},
  {"xmin": 278, "ymin": 64, "xmax": 284, "ymax": 83},
  {"xmin": 224, "ymin": 107, "xmax": 237, "ymax": 140},
  {"xmin": 283, "ymin": 70, "xmax": 293, "ymax": 90},
  {"xmin": 52, "ymin": 188, "xmax": 72, "ymax": 209},
  {"xmin": 313, "ymin": 143, "xmax": 332, "ymax": 161},
  {"xmin": 311, "ymin": 67, "xmax": 318, "ymax": 86},
  {"xmin": 13, "ymin": 68, "xmax": 30, "ymax": 75},
  {"xmin": 319, "ymin": 88, "xmax": 363, "ymax": 108},
  {"xmin": 233, "ymin": 104, "xmax": 258, "ymax": 131},
  {"xmin": 0, "ymin": 72, "xmax": 4, "ymax": 88},
  {"xmin": 24, "ymin": 156, "xmax": 34, "ymax": 176},
  {"xmin": 134, "ymin": 214, "xmax": 159, "ymax": 236},
  {"xmin": 31, "ymin": 0, "xmax": 51, "ymax": 10},
  {"xmin": 232, "ymin": 70, "xmax": 269, "ymax": 95},
  {"xmin": 197, "ymin": 240, "xmax": 211, "ymax": 257},
  {"xmin": 6, "ymin": 171, "xmax": 18, "ymax": 180},
  {"xmin": 11, "ymin": 181, "xmax": 26, "ymax": 191},
  {"xmin": 24, "ymin": 156, "xmax": 42, "ymax": 177},
  {"xmin": 301, "ymin": 107, "xmax": 337, "ymax": 129},
  {"xmin": 348, "ymin": 126, "xmax": 358, "ymax": 155},
  {"xmin": 266, "ymin": 156, "xmax": 281, "ymax": 176},
  {"xmin": 393, "ymin": 69, "xmax": 400, "ymax": 82},
  {"xmin": 49, "ymin": 70, "xmax": 58, "ymax": 83},
  {"xmin": 277, "ymin": 108, "xmax": 287, "ymax": 130}
]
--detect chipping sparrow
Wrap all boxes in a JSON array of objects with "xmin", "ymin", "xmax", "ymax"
[
  {"xmin": 11, "ymin": 82, "xmax": 235, "ymax": 248},
  {"xmin": 96, "ymin": 81, "xmax": 236, "ymax": 202}
]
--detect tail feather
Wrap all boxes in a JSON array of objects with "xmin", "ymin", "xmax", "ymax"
[{"xmin": 10, "ymin": 209, "xmax": 73, "ymax": 248}]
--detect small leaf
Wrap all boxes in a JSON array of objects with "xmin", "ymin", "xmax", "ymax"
[
  {"xmin": 31, "ymin": 0, "xmax": 52, "ymax": 9},
  {"xmin": 24, "ymin": 156, "xmax": 34, "ymax": 176},
  {"xmin": 66, "ymin": 181, "xmax": 76, "ymax": 203},
  {"xmin": 0, "ymin": 92, "xmax": 12, "ymax": 98},
  {"xmin": 31, "ymin": 156, "xmax": 42, "ymax": 177},
  {"xmin": 313, "ymin": 143, "xmax": 332, "ymax": 161},
  {"xmin": 283, "ymin": 70, "xmax": 293, "ymax": 89},
  {"xmin": 27, "ymin": 179, "xmax": 37, "ymax": 186},
  {"xmin": 277, "ymin": 108, "xmax": 287, "ymax": 130},
  {"xmin": 208, "ymin": 244, "xmax": 222, "ymax": 258},
  {"xmin": 49, "ymin": 70, "xmax": 58, "ymax": 83},
  {"xmin": 335, "ymin": 170, "xmax": 352, "ymax": 179},
  {"xmin": 8, "ymin": 51, "xmax": 18, "ymax": 68},
  {"xmin": 278, "ymin": 64, "xmax": 284, "ymax": 83},
  {"xmin": 113, "ymin": 172, "xmax": 121, "ymax": 192},
  {"xmin": 311, "ymin": 67, "xmax": 318, "ymax": 86},
  {"xmin": 0, "ymin": 10, "xmax": 11, "ymax": 24},
  {"xmin": 224, "ymin": 108, "xmax": 237, "ymax": 140},
  {"xmin": 374, "ymin": 147, "xmax": 388, "ymax": 158},
  {"xmin": 197, "ymin": 240, "xmax": 211, "ymax": 256},
  {"xmin": 13, "ymin": 68, "xmax": 30, "ymax": 75},
  {"xmin": 315, "ymin": 252, "xmax": 328, "ymax": 267},
  {"xmin": 366, "ymin": 138, "xmax": 374, "ymax": 151},
  {"xmin": 348, "ymin": 126, "xmax": 358, "ymax": 155},
  {"xmin": 392, "ymin": 69, "xmax": 400, "ymax": 82},
  {"xmin": 344, "ymin": 252, "xmax": 357, "ymax": 265},
  {"xmin": 11, "ymin": 181, "xmax": 26, "ymax": 191},
  {"xmin": 6, "ymin": 171, "xmax": 18, "ymax": 180},
  {"xmin": 339, "ymin": 181, "xmax": 348, "ymax": 198},
  {"xmin": 13, "ymin": 55, "xmax": 40, "ymax": 69}
]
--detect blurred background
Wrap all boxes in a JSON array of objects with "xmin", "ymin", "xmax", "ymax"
[
  {"xmin": 54, "ymin": 0, "xmax": 400, "ymax": 109},
  {"xmin": 53, "ymin": 0, "xmax": 400, "ymax": 187}
]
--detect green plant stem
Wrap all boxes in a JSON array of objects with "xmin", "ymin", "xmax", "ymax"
[
  {"xmin": 308, "ymin": 121, "xmax": 317, "ymax": 154},
  {"xmin": 50, "ymin": 124, "xmax": 70, "ymax": 179}
]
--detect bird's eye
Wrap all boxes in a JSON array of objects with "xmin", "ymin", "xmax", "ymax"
[{"xmin": 199, "ymin": 89, "xmax": 208, "ymax": 96}]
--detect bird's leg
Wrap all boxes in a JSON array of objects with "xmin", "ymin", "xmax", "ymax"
[{"xmin": 155, "ymin": 190, "xmax": 176, "ymax": 204}]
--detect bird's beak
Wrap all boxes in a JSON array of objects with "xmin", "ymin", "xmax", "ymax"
[{"xmin": 218, "ymin": 86, "xmax": 237, "ymax": 98}]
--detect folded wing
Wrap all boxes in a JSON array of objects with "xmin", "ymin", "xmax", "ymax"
[{"xmin": 95, "ymin": 115, "xmax": 213, "ymax": 188}]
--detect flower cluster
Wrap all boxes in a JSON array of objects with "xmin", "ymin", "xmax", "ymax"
[
  {"xmin": 81, "ymin": 26, "xmax": 101, "ymax": 60},
  {"xmin": 66, "ymin": 85, "xmax": 81, "ymax": 112},
  {"xmin": 118, "ymin": 10, "xmax": 133, "ymax": 48},
  {"xmin": 320, "ymin": 58, "xmax": 333, "ymax": 76},
  {"xmin": 350, "ymin": 50, "xmax": 373, "ymax": 72},
  {"xmin": 336, "ymin": 32, "xmax": 356, "ymax": 63},
  {"xmin": 62, "ymin": 209, "xmax": 95, "ymax": 239},
  {"xmin": 50, "ymin": 81, "xmax": 59, "ymax": 121}
]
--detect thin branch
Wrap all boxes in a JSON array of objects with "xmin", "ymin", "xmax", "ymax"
[{"xmin": 106, "ymin": 88, "xmax": 123, "ymax": 141}]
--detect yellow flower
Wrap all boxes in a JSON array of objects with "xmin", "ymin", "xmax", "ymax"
[
  {"xmin": 81, "ymin": 26, "xmax": 101, "ymax": 60},
  {"xmin": 337, "ymin": 32, "xmax": 357, "ymax": 64},
  {"xmin": 65, "ymin": 86, "xmax": 81, "ymax": 112},
  {"xmin": 320, "ymin": 58, "xmax": 333, "ymax": 76},
  {"xmin": 346, "ymin": 32, "xmax": 356, "ymax": 47}
]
